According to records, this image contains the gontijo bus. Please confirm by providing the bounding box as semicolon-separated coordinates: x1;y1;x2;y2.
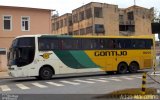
7;35;155;80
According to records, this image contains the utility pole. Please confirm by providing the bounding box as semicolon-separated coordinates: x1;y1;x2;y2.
134;0;136;6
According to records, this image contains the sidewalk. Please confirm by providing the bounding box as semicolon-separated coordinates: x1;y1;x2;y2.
0;71;11;79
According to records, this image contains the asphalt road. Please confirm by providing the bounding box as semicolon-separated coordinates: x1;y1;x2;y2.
0;69;159;100
0;71;144;100
0;57;159;100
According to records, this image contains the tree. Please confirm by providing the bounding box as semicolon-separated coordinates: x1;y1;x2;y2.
153;8;160;23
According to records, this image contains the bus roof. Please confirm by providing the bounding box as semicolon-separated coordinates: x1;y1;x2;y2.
15;34;154;39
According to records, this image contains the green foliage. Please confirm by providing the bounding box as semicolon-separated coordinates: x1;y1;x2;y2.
153;8;160;23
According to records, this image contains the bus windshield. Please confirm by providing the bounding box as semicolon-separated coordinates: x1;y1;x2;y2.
8;37;35;67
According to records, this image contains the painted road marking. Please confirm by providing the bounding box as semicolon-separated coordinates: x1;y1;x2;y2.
74;80;95;83
60;81;80;85
130;75;142;78
0;85;11;91
109;78;121;82
16;84;30;90
134;76;142;79
151;71;160;76
96;77;121;81
32;83;47;88
46;82;64;86
87;79;109;82
120;77;134;80
99;78;108;80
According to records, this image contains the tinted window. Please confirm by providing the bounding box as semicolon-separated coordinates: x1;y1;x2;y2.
82;39;97;50
145;39;153;49
61;38;81;50
11;39;18;47
131;39;153;49
18;37;35;47
38;37;153;51
38;38;59;51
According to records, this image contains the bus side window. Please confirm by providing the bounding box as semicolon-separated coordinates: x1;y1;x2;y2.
39;42;45;50
99;39;105;49
91;39;99;49
110;39;119;49
50;41;57;50
45;44;50;50
139;40;145;49
145;39;153;49
60;38;81;50
124;39;131;49
114;39;122;49
108;39;114;49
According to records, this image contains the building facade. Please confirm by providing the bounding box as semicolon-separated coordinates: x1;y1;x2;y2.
52;2;154;36
0;5;52;71
52;13;72;35
119;6;154;36
52;2;119;35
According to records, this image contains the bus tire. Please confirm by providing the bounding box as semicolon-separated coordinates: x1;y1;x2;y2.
39;66;54;80
117;62;128;74
129;62;139;73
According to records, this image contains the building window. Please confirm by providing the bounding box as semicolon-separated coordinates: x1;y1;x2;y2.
52;23;55;31
79;11;85;21
119;15;124;21
56;21;59;30
95;24;105;34
3;16;12;31
127;11;134;20
94;7;103;18
80;28;85;35
119;15;124;24
86;26;93;33
64;18;67;26
68;16;72;26
119;25;135;32
60;20;63;28
21;16;30;31
85;8;92;19
73;14;78;23
73;30;79;35
0;48;6;55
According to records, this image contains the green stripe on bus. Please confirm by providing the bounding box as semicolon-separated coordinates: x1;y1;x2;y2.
54;50;99;69
69;51;99;68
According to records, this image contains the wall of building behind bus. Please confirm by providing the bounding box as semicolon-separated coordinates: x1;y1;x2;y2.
52;2;153;36
0;6;52;72
0;49;7;72
0;6;52;49
0;55;7;72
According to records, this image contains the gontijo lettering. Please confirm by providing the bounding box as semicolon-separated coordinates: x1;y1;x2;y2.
95;51;127;56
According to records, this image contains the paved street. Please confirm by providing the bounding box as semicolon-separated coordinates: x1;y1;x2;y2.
0;68;160;100
0;72;143;95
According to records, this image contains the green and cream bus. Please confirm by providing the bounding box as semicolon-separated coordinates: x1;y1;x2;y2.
7;35;155;80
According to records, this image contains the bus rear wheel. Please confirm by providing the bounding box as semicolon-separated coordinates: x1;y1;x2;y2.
129;62;139;73
117;63;128;74
39;67;53;80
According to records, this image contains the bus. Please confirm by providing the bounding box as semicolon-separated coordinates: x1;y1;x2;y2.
7;35;155;80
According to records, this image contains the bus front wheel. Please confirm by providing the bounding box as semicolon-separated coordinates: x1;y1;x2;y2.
39;66;53;80
117;63;128;74
128;62;139;73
